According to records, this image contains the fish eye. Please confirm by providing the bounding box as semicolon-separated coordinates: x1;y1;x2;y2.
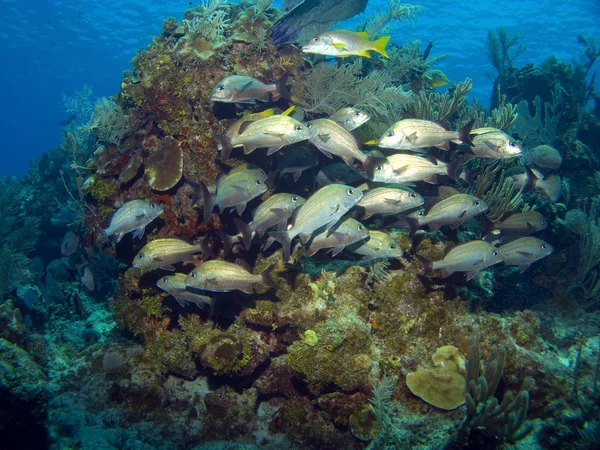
190;273;196;278
218;85;225;91
509;141;516;146
376;165;382;171
354;111;361;117
138;253;144;259
475;200;480;206
418;211;424;217
292;196;298;202
295;125;303;131
313;37;319;42
409;193;416;198
358;225;364;231
386;131;394;137
389;244;396;249
256;180;261;185
493;251;499;256
306;123;312;128
347;189;354;195
162;278;168;283
542;244;547;250
541;221;546;225
151;203;156;209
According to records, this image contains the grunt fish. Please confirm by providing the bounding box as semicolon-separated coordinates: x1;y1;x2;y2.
210;74;290;104
198;168;268;223
133;238;211;271
212;114;311;160
269;183;364;261
525;145;562;170
415;240;503;281
329;107;370;131
498;237;553;273
101;199;163;243
405;194;488;236
505;167;561;202
469;127;523;160
277;145;319;182
234;193;306;249
422;69;450;88
306;118;384;178
372;154;463;185
185;260;277;293
483;211;547;238
356;187;424;219
316;163;364;187
378;119;474;151
302;29;390;58
156;273;214;310
303;217;369;256
349;230;404;261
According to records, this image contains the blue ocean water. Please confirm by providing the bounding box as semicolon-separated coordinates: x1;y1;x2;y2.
0;0;598;176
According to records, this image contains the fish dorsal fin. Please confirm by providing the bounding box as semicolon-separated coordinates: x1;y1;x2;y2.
238;120;254;135
281;105;295;116
443;244;456;258
356;31;369;39
425;154;439;165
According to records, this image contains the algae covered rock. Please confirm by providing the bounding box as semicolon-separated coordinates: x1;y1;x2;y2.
405;345;467;410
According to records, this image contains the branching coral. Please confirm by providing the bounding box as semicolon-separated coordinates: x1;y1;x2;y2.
405;78;472;123
457;98;518;131
486;26;527;80
358;0;421;39
474;165;524;222
181;0;230;44
84;97;129;149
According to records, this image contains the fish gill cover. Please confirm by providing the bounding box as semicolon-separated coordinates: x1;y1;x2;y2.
0;0;600;449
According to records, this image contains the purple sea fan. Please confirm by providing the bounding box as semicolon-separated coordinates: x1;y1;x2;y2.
81;266;95;292
61;231;79;256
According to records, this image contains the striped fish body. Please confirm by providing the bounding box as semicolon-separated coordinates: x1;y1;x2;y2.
305;217;369;256
133;238;207;270
372;154;450;185
307;118;366;164
102;199;163;243
379;119;459;151
350;230;404;261
431;240;503;278
357;187;424;219
498;237;553;273
185;260;274;293
156;273;213;309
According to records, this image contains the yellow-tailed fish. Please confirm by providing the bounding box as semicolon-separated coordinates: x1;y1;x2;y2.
269;184;364;261
306;118;386;179
405;194;488;236
210;74;291;104
302;29;390;58
303;217;369;257
356;187;424;219
329;107;370;131
469;127;523;160
415;240;503;281
133;238;211;271
372;154;463;185
422;69;450;88
156;273;214;311
212;114;311;160
378;119;475;151
233;193;306;249
498;237;553;273
101;199;163;243
226;109;275;137
349;230;404;261
185;260;277;293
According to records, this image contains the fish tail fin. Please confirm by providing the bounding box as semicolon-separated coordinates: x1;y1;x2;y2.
414;254;433;275
268;230;292;261
261;263;278;290
200;233;214;257
373;35;391;58
405;217;420;238
189;180;204;207
458;119;475;146
233;218;252;250
212;133;233;160
363;156;387;180
218;231;233;255
199;181;214;223
446;157;465;181
523;166;537;193
276;72;291;101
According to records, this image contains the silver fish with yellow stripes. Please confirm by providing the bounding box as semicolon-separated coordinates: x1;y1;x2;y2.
349;230;404;261
302;29;390;58
185;260;277;294
469;127;523;160
329;107;370;131
212;114;311;160
498;236;553;273
156;273;214;310
234;193;306;249
198;167;268;223
356;186;424;219
484;211;547;238
133;238;211;271
415;240;503;281
378;119;474;151
101;199;163;243
372;154;463;185
405;194;488;236
269;184;364;261
210;74;290;104
306;118;385;179
303;217;370;257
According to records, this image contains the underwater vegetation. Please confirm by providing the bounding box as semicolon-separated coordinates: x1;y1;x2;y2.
2;1;600;449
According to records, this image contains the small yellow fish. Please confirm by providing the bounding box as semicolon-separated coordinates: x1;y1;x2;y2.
302;29;390;59
423;69;450;88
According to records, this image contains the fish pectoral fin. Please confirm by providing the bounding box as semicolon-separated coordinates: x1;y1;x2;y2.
329;245;345;257
383;198;401;205
332;42;347;50
206;277;219;287
516;251;535;258
324;217;340;232
519;264;531;274
393;165;409;174
458;209;467;218
483;140;499;150
317;148;334;159
160;264;176;271
267;146;283;155
406;132;419;145
317;133;331;143
526;222;535;231
269;208;287;217
292;171;302;182
465;270;478;281
235;202;247;215
172;296;187;307
131;227;145;240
